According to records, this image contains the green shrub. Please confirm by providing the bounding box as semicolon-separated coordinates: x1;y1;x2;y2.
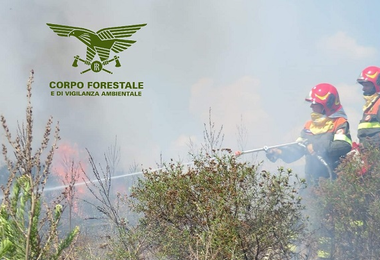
0;71;78;260
312;146;380;260
131;150;308;259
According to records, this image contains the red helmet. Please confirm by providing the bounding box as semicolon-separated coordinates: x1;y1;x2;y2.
357;66;380;93
305;83;342;116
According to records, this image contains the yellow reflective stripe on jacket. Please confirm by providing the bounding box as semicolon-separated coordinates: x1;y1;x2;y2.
333;133;352;145
358;122;380;129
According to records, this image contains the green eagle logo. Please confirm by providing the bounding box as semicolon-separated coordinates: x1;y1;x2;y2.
47;23;147;74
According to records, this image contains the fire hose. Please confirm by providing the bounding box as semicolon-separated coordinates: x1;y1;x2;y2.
237;141;333;180
236;141;299;155
3;142;332;198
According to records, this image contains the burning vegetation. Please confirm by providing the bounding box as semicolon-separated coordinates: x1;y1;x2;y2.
2;71;380;260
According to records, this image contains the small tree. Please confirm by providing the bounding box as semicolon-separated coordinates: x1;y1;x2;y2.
236;115;249;152
0;70;79;259
82;140;147;259
61;157;80;230
131;151;308;259
202;107;224;156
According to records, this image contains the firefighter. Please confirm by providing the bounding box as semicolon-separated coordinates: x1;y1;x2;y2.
265;83;352;187
357;66;380;149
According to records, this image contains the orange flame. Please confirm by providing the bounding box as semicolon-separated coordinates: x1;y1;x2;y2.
52;141;88;215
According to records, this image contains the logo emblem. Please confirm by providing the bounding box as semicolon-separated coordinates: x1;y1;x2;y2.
366;72;379;79
47;23;147;74
365;115;371;121
315;93;329;100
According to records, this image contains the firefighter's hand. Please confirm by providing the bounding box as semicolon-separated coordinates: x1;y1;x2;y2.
297;139;315;155
296;138;309;147
265;148;281;163
306;144;315;155
235;150;242;157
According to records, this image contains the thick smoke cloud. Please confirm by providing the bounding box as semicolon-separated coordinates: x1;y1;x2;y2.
0;0;379;174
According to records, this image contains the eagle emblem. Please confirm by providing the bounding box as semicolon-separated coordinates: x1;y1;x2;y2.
47;23;147;74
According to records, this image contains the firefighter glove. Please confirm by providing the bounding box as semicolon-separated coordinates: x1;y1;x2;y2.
297;139;315;155
265;148;282;163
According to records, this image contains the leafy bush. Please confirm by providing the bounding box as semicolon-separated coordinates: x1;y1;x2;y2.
312;146;380;259
131;150;308;259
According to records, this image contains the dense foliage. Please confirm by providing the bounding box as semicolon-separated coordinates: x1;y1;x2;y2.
311;146;380;260
131;151;308;259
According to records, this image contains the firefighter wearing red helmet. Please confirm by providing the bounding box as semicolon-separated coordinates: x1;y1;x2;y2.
357;66;380;148
266;83;352;186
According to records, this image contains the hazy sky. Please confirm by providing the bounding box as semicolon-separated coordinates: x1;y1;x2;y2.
0;0;378;176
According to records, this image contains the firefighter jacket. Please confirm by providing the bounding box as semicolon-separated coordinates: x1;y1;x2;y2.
277;117;352;186
358;95;380;148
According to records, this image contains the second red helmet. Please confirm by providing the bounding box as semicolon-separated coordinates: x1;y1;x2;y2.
357;66;380;93
305;83;342;116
